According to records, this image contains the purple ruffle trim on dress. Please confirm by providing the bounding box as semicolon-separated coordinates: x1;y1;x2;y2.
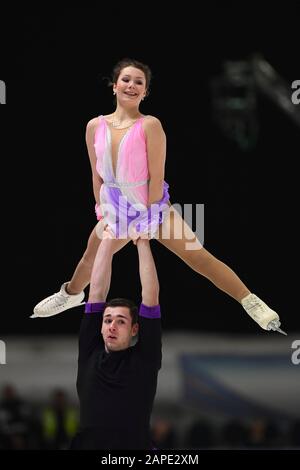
102;181;170;238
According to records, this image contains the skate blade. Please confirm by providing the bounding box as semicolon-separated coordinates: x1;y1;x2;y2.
273;326;287;336
29;302;86;319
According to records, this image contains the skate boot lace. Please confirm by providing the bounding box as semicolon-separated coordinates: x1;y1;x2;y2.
40;291;69;311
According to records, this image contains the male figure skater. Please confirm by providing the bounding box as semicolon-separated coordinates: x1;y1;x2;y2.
70;233;162;450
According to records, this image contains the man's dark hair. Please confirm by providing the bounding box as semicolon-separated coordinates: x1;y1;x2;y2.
104;298;138;325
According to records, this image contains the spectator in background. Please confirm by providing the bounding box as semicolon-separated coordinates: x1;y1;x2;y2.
220;419;248;448
0;384;36;449
151;417;177;449
40;388;78;450
185;419;215;449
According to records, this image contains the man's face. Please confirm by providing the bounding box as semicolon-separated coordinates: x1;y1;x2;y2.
101;306;139;352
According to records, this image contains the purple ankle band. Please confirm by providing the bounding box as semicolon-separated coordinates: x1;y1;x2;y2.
139;304;161;319
84;302;106;314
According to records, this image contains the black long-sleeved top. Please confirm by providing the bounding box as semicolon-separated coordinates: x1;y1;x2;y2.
74;303;161;450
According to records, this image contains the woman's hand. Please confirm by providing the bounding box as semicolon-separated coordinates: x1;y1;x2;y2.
131;229;152;245
102;226;116;240
130;227;140;245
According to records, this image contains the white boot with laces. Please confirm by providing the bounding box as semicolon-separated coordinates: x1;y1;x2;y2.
31;282;85;318
241;293;287;335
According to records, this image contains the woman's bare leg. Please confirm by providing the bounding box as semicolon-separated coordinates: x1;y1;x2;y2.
67;224;102;294
32;222;131;317
67;220;130;294
157;206;250;302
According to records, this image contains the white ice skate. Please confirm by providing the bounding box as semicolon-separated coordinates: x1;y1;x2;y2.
31;282;85;318
241;293;287;335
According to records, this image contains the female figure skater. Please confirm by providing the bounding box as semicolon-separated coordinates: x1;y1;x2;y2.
32;58;285;334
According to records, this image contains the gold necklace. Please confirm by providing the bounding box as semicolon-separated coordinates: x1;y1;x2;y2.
111;114;139;129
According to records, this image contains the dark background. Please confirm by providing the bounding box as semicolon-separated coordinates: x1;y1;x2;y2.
1;6;299;335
